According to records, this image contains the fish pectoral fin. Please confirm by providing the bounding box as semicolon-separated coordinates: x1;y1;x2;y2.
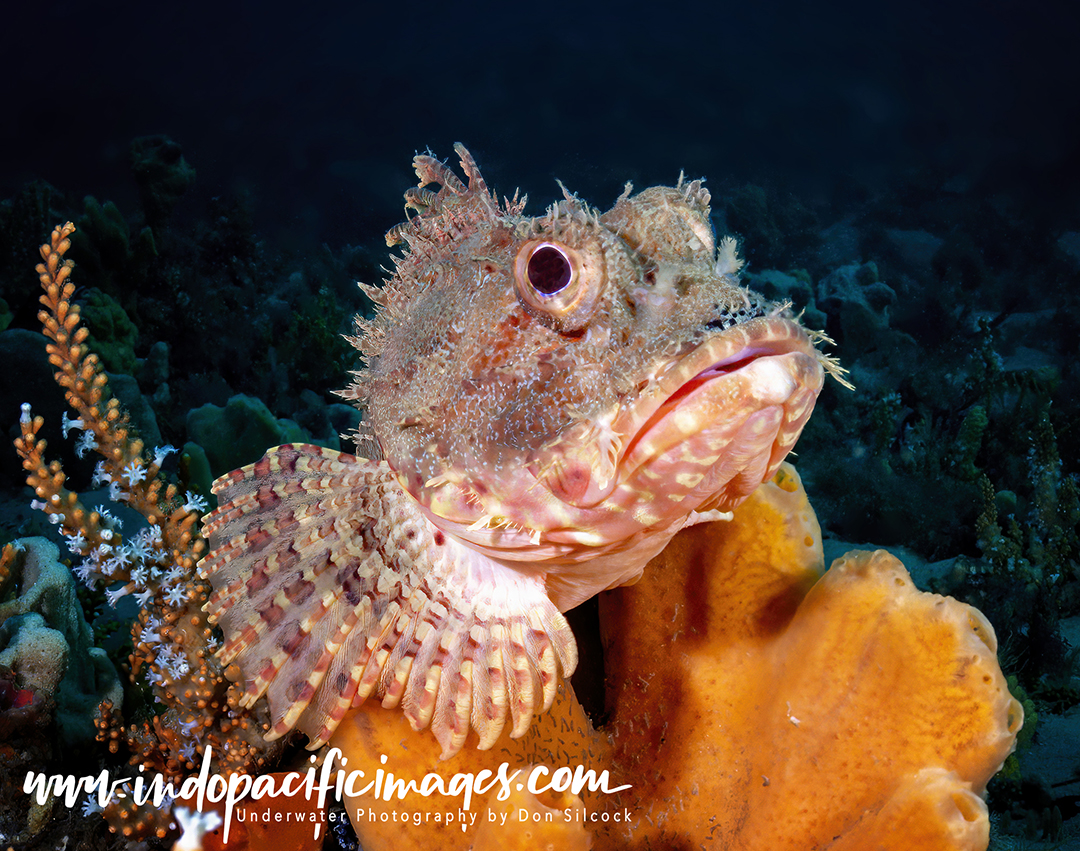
367;537;578;758
199;443;576;759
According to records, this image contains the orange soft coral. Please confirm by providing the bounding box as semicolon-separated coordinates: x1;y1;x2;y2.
16;223;280;843
329;464;1021;850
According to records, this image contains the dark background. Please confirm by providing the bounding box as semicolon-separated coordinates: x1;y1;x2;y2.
2;0;1076;252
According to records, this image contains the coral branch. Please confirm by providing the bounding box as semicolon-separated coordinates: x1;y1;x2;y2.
14;223;282;843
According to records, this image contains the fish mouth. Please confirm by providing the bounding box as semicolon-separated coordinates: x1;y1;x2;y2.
521;315;822;523
626;319;816;446
527;315;824;523
613;315;824;512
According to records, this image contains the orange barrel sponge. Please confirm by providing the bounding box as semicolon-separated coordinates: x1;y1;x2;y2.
328;696;598;851
732;548;1021;850
597;465;1022;850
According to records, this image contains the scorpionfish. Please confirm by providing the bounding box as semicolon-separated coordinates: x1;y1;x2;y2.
199;144;842;758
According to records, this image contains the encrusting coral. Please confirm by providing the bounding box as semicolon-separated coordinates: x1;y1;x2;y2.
0;536;122;748
330;465;1022;850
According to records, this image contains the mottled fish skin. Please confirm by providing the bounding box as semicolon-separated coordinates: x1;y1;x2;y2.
200;145;839;758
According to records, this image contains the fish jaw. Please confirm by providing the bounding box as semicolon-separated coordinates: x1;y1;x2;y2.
538;321;824;610
610;346;821;510
527;315;823;520
416;316;823;569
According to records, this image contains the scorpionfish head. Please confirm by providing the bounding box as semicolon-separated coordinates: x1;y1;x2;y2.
345;145;840;608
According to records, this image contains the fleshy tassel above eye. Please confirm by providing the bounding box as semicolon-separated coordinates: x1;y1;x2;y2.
198;443;577;758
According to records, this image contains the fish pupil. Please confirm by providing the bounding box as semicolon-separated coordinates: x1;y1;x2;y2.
528;245;572;294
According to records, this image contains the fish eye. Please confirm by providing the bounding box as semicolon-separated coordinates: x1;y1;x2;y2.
513;239;604;331
526;244;573;294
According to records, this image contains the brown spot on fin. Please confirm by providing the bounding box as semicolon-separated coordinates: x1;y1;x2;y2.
199;443;576;758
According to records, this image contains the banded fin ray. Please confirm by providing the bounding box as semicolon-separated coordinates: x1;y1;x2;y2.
199;443;577;758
